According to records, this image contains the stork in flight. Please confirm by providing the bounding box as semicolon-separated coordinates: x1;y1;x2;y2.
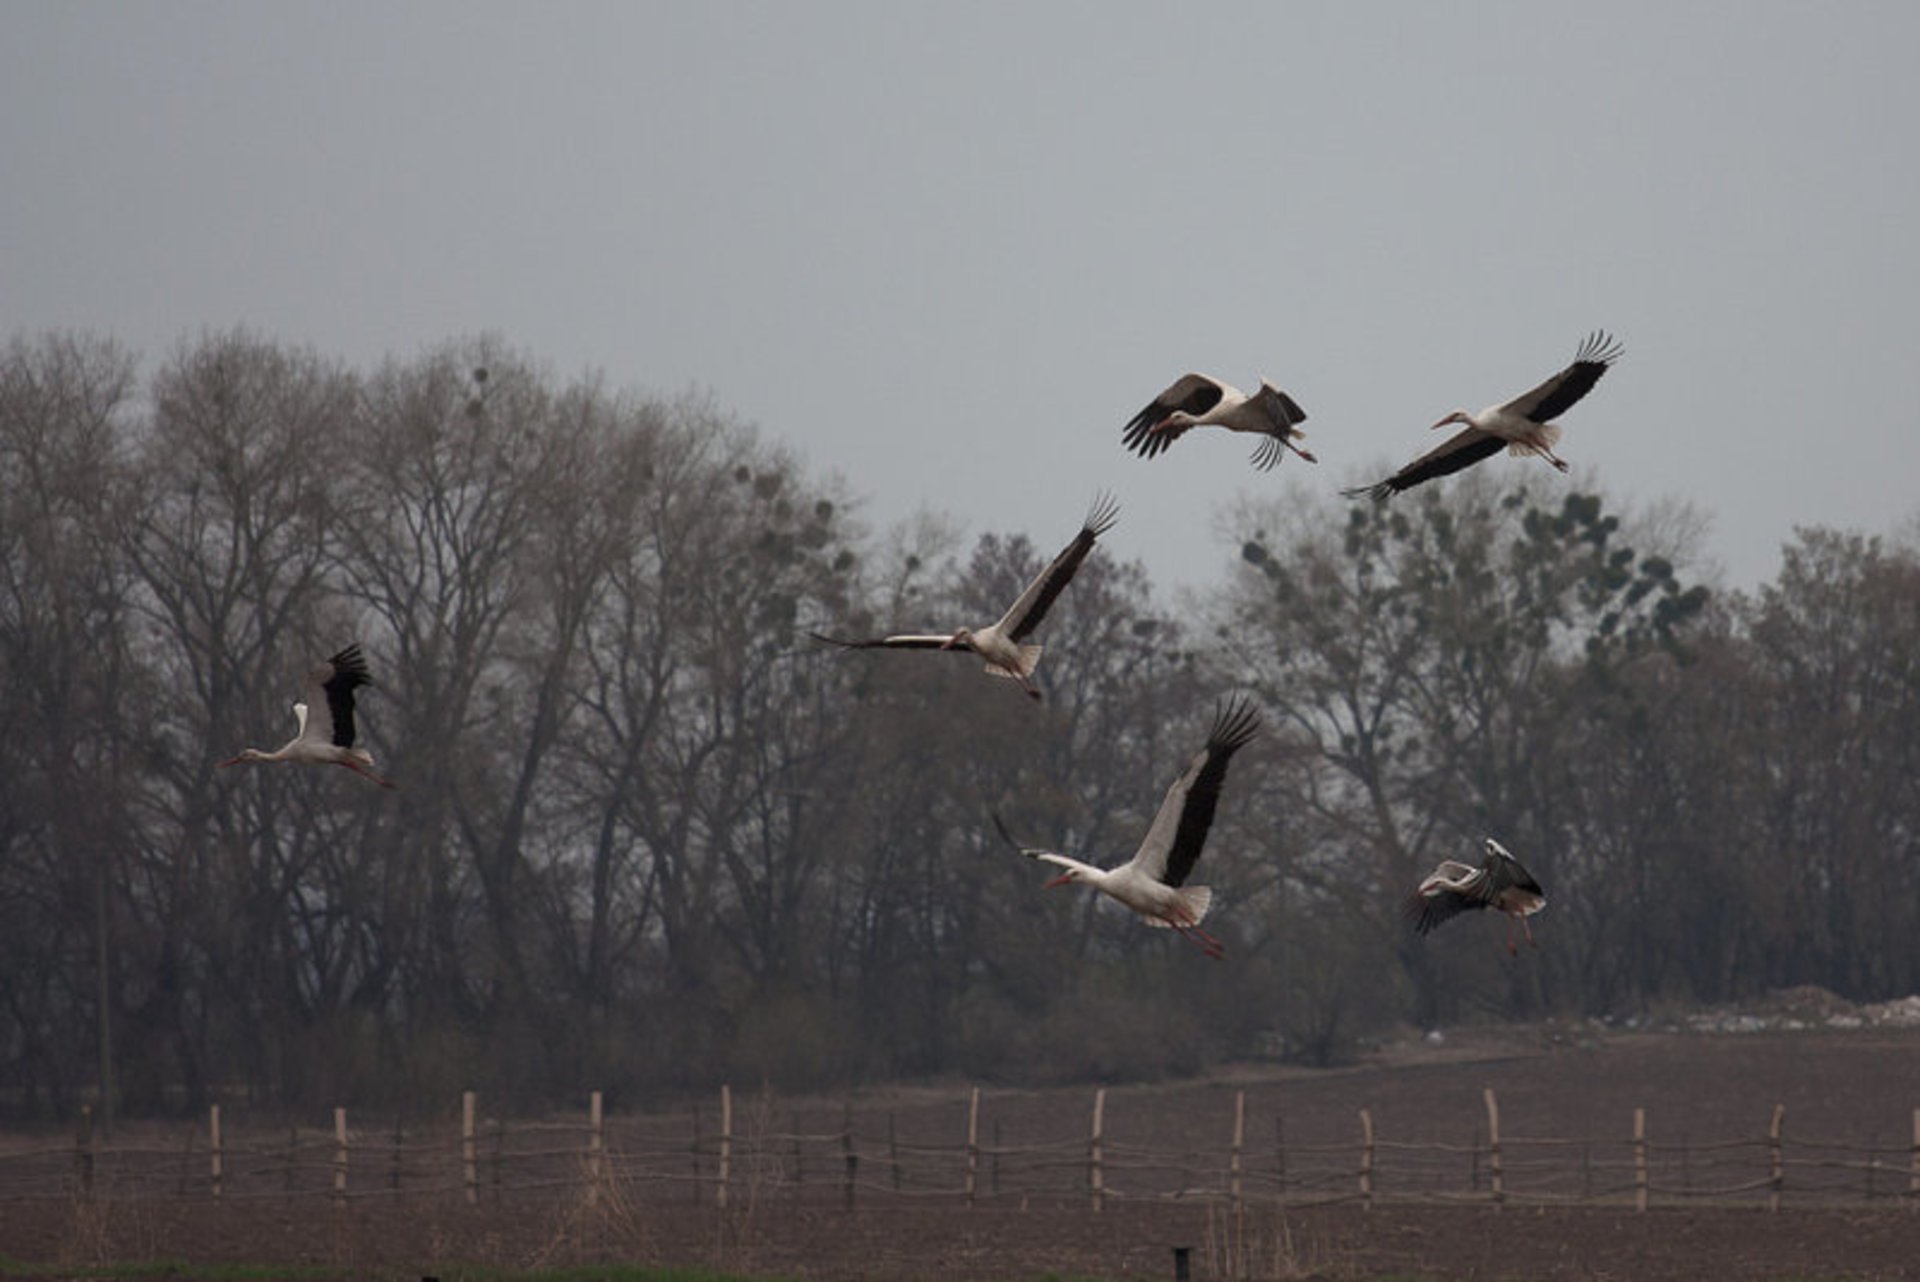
993;697;1262;958
219;645;397;789
1121;374;1313;471
1345;332;1621;501
808;493;1119;702
1403;838;1545;954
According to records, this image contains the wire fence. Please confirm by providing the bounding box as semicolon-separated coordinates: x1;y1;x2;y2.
4;1086;1916;1214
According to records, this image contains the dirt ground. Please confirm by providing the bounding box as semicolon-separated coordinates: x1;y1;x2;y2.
7;1194;1920;1280
5;1026;1920;1280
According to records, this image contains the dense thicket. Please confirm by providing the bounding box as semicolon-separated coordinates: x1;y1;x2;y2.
3;330;1917;1120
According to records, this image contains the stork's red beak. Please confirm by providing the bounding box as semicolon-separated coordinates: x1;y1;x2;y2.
1044;873;1073;889
216;755;243;768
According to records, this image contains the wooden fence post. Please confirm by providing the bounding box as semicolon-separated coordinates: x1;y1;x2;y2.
965;1086;980;1207
1768;1104;1784;1212
76;1105;95;1201
209;1104;223;1199
1359;1108;1374;1210
587;1090;605;1206
1484;1088;1503;1208
718;1083;733;1209
888;1113;899;1191
284;1126;296;1199
461;1091;477;1205
1230;1091;1246;1214
1090;1087;1106;1213
841;1100;857;1212
1633;1108;1648;1212
332;1107;348;1205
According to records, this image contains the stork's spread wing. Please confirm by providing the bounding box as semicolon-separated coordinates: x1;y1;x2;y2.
1343;427;1505;502
1482;839;1546;905
1403;859;1492;935
1121;373;1227;459
1247;383;1313;471
1498;331;1622;424
997;493;1119;641
309;645;373;750
1251;382;1308;431
1130;697;1261;888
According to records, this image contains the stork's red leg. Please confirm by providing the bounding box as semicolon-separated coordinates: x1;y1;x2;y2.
1167;918;1225;960
339;760;399;790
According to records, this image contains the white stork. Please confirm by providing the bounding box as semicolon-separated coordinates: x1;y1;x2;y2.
1345;332;1621;501
1121;374;1313;471
993;697;1262;958
808;493;1119;702
1403;838;1546;954
218;645;397;789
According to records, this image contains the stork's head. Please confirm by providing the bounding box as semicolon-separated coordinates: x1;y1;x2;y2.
217;748;265;768
1043;869;1080;889
938;627;972;651
1431;409;1472;431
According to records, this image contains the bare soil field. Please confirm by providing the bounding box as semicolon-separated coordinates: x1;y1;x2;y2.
5;1025;1920;1279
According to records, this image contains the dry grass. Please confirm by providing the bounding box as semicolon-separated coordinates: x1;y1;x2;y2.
1201;1200;1355;1280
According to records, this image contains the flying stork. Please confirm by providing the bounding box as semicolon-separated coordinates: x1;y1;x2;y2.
218;645;397;789
808;493;1119;702
1121;374;1313;471
992;697;1262;958
1403;838;1546;954
1345;332;1621;501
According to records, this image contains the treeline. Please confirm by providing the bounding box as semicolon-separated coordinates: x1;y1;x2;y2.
2;330;1916;1120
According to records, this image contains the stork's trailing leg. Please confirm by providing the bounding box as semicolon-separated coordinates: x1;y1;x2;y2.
337;759;398;790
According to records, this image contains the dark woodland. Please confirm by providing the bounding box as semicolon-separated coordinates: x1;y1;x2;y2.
3;330;1917;1122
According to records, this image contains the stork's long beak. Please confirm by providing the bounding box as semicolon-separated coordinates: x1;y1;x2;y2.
216;755;244;768
1044;873;1074;889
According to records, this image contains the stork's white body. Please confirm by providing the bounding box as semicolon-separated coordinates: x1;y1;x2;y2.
809;494;1115;701
1025;851;1215;933
235;701;379;770
995;698;1259;959
1405;838;1546;954
1122;375;1312;471
220;646;395;789
1347;333;1621;501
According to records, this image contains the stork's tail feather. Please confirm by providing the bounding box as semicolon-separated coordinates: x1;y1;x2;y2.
1507;423;1564;457
984;644;1044;680
1144;885;1213;929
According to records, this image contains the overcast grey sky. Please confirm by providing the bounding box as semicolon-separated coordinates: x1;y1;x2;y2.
6;2;1917;594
